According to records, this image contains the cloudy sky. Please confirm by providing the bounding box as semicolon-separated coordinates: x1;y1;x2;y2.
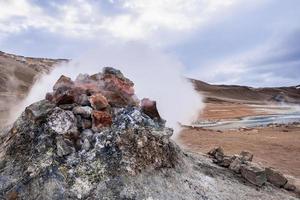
0;0;299;87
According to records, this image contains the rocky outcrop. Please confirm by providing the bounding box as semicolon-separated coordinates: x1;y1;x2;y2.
208;146;299;196
266;167;288;187
240;163;267;187
0;68;298;200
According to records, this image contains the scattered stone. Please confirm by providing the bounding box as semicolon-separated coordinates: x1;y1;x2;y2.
81;118;92;129
240;151;253;162
51;87;75;105
45;92;53;101
56;136;75;157
208;147;224;163
25;100;55;123
92;110;112;131
240;163;267;187
141;98;162;121
82;138;91;151
59;103;77;110
89;93;109;110
266;167;287;187
75;73;91;84
101;67;139;106
219;156;234;168
229;157;243;173
284;182;296;191
284;178;300;196
73;106;93;118
47;108;78;135
75;93;90;106
53;75;74;90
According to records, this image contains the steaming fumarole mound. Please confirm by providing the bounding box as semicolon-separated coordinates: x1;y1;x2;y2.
0;68;297;200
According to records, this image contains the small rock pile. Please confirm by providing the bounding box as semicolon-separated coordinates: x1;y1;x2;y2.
208;147;298;193
0;67;179;199
0;67;298;200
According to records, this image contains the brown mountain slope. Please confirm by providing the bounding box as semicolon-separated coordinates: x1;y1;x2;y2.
191;79;300;104
0;51;67;126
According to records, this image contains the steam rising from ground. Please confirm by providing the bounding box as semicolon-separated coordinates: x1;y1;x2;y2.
11;44;203;137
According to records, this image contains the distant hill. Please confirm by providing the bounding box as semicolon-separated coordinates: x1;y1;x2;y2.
0;51;67;126
191;79;300;104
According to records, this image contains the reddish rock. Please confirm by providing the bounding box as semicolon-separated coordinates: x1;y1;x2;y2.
52;87;75;105
101;67;138;106
75;82;100;95
45;92;53;101
102;91;130;107
141;98;161;120
92;111;112;131
53;75;74;91
89;93;109;110
103;74;135;96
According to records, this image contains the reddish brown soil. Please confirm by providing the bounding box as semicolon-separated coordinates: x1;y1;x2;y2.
179;102;300;180
199;103;266;120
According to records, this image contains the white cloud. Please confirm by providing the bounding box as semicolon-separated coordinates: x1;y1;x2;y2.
188;34;300;87
0;0;239;41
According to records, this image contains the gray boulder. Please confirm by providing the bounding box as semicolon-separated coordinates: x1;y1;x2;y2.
240;163;267;187
240;151;253;162
266;167;287;187
25;99;55;123
229;156;243;173
72;106;93;118
47;108;78;135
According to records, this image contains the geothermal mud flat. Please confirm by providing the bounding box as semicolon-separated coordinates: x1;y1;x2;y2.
180;80;300;183
179;102;300;191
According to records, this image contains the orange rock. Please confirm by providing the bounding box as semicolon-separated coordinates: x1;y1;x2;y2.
89;93;109;110
103;74;135;96
53;75;74;90
92;111;112;130
75;82;100;95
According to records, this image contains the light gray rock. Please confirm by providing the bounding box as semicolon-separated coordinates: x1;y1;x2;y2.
56;137;75;157
72;106;92;118
266;167;287;187
47;108;78;135
75;93;90;106
240;163;267;187
284;182;296;191
220;156;234;168
208;147;224;163
229;157;243;173
240;151;254;162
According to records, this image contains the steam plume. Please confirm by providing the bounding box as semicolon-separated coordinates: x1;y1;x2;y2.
11;43;203;137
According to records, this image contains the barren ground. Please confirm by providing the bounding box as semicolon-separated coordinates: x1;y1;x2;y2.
179;102;300;181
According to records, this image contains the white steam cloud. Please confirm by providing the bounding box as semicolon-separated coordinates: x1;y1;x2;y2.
11;43;203;137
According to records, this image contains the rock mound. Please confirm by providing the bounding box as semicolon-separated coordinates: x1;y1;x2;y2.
0;68;298;200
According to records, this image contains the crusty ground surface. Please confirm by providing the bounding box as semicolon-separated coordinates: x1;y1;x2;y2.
179;102;300;184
